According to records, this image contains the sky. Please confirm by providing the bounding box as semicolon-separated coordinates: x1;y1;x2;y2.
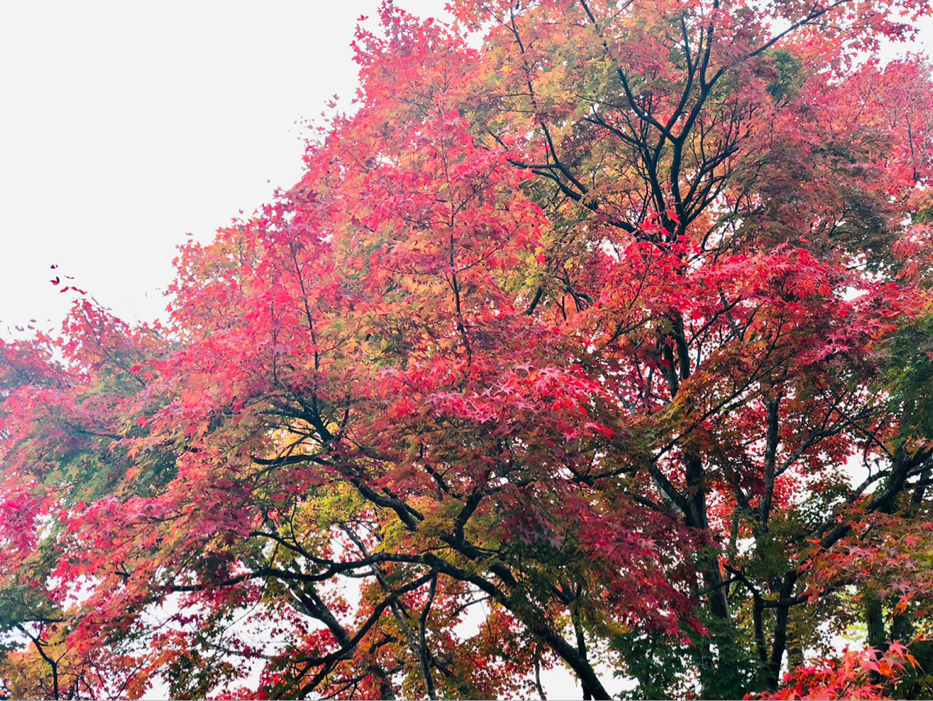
0;1;451;334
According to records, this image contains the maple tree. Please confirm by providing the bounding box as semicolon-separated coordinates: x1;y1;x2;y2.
3;0;933;698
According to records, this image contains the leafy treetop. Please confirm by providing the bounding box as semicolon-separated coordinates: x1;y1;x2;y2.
2;0;933;698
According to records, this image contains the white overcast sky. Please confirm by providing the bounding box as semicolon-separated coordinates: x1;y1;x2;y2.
0;1;452;334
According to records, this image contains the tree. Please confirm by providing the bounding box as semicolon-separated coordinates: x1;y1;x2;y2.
2;1;933;698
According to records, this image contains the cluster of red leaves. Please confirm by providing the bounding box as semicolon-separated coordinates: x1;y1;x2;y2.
751;643;918;700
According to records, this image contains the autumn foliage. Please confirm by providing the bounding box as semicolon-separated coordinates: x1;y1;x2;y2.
3;0;933;698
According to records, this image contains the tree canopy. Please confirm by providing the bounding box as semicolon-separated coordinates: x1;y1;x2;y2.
3;0;933;698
